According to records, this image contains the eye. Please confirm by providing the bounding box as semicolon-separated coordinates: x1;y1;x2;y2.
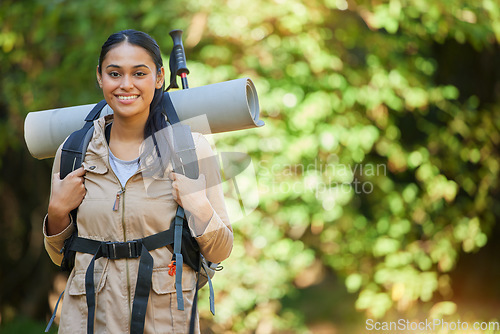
108;72;121;78
134;72;146;77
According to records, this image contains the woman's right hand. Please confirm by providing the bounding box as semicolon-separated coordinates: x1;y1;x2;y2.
46;167;86;235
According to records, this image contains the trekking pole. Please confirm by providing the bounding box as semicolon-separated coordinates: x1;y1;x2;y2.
167;29;199;334
168;31;248;219
167;29;190;90
168;29;245;216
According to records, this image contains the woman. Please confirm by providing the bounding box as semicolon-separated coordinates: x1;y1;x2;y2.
44;29;233;333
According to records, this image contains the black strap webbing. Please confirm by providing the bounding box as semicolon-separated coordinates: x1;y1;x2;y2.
163;92;204;334
173;206;185;311
162;93;199;180
85;245;102;334
72;228;176;334
60;99;107;179
162;92;180;124
130;243;153;334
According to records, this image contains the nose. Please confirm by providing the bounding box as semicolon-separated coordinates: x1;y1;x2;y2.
120;75;134;90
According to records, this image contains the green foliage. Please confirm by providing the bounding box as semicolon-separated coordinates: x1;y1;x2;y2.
1;0;499;332
0;317;56;334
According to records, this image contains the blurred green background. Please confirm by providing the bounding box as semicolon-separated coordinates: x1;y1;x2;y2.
1;0;499;333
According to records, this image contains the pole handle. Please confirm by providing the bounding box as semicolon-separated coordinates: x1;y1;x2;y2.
169;30;189;76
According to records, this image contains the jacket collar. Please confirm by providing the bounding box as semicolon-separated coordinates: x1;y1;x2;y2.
86;114;172;178
85;115;114;168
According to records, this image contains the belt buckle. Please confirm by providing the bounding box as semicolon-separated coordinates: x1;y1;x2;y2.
103;240;141;259
104;241;119;260
127;240;140;258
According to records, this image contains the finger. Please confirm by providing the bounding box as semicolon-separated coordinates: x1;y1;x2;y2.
168;172;177;181
174;190;182;205
172;189;180;204
53;172;61;181
71;166;86;177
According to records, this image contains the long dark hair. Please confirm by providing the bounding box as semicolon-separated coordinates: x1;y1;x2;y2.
98;29;166;138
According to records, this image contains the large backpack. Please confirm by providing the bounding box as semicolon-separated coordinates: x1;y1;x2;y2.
46;93;218;334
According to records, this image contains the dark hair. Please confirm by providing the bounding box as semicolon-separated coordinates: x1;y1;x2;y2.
98;29;166;138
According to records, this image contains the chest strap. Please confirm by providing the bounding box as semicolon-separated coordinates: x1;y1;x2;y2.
71;227;176;334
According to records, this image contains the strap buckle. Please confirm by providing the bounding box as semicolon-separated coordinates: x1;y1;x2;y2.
102;240;141;259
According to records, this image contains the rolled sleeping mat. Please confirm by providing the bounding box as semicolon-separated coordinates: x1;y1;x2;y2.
24;78;264;159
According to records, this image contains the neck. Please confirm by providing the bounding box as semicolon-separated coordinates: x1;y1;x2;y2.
108;114;148;160
111;116;145;142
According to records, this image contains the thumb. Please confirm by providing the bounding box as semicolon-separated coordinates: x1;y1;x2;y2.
70;166;86;177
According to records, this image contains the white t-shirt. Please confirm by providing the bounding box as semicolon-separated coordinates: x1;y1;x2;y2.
108;149;139;187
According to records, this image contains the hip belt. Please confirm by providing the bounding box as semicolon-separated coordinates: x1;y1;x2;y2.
72;228;174;334
70;206;193;334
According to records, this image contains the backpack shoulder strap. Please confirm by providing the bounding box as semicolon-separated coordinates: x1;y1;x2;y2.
162;92;199;179
60;100;107;179
163;92;218;329
162;93;207;318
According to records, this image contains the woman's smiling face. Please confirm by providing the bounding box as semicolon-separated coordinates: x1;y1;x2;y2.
97;41;164;124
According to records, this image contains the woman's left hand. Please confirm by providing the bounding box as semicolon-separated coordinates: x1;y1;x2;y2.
169;172;214;225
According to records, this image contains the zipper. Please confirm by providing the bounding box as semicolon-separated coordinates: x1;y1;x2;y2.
107;159;132;317
110;179;133;317
105;129;144;320
112;170;143;319
121;186;132;319
113;189;125;211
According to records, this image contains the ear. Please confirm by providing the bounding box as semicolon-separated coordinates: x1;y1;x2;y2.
156;67;165;89
96;66;103;88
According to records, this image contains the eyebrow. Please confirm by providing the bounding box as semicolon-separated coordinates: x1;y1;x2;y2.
106;64;151;70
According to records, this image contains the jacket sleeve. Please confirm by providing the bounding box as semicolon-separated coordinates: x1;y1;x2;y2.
188;133;233;264
43;142;76;266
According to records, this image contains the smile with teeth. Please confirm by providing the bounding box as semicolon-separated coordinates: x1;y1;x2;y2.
117;95;139;100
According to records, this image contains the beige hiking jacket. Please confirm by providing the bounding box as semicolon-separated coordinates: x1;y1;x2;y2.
44;115;232;333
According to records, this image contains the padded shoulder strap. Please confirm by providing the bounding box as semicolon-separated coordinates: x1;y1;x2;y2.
162;92;180;124
60;100;107;179
162;93;199;179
